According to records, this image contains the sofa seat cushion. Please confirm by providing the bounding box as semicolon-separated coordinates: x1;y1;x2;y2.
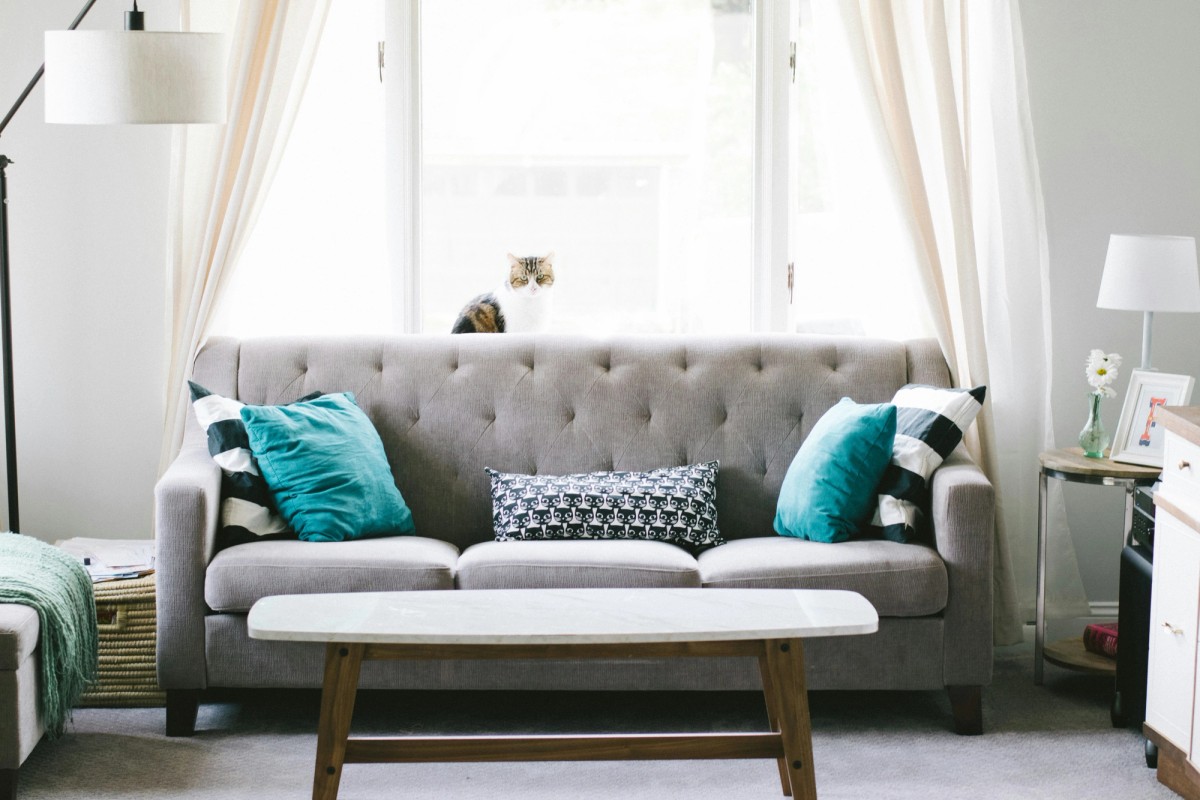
205;537;459;612
457;540;701;589
698;537;946;617
0;604;39;670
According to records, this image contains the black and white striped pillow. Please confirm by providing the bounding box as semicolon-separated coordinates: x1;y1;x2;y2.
188;382;320;550
871;384;986;543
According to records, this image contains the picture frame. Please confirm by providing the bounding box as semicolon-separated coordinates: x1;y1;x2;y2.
1110;369;1195;467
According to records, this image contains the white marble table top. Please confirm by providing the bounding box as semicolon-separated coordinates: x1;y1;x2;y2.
247;588;878;645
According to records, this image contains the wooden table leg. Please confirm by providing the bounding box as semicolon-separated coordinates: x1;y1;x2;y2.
763;638;817;800
313;643;365;800
758;647;792;797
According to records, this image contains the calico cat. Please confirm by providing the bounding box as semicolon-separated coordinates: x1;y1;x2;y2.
451;252;555;333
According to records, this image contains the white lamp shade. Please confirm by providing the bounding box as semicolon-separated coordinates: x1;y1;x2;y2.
1097;233;1200;312
44;31;226;125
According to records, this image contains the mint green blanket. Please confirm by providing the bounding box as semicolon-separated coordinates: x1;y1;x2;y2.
0;533;97;737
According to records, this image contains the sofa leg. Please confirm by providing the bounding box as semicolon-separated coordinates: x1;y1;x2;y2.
947;685;983;735
0;767;17;800
166;689;200;737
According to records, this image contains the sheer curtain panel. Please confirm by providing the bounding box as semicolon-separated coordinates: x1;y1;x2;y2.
831;0;1082;643
160;0;331;469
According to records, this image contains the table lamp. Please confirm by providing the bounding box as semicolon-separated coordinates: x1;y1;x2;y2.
1097;234;1200;370
0;1;225;532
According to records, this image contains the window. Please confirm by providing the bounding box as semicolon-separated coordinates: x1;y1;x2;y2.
213;1;388;337
217;0;933;341
418;0;756;334
784;1;932;340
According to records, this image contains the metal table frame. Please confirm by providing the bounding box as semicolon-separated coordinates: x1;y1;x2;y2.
1036;462;1157;684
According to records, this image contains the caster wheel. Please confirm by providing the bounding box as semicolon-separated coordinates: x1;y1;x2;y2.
1145;739;1158;769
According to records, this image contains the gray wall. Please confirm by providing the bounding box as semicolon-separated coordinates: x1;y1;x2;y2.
0;0;176;542
2;0;1199;617
1020;0;1200;613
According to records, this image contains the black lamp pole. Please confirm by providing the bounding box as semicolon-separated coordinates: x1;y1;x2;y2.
0;0;101;532
0;155;17;533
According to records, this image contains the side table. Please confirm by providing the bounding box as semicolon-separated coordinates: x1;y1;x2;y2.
1036;448;1159;685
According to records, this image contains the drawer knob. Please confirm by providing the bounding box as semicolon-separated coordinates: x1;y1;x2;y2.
1180;459;1192;471
1163;621;1186;636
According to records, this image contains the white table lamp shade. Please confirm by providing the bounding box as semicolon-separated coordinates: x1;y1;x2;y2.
44;31;226;125
1097;234;1200;312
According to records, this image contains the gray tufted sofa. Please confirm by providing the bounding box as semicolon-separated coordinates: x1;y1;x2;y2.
155;334;995;737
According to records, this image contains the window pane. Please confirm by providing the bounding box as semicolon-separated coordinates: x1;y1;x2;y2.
212;2;388;337
787;2;934;340
420;0;755;334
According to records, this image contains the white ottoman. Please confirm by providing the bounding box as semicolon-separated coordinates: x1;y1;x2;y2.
0;605;43;800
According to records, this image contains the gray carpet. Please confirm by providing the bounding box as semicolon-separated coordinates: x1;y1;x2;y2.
18;644;1172;799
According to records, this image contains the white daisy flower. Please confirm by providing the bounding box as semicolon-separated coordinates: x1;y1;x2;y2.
1085;350;1121;396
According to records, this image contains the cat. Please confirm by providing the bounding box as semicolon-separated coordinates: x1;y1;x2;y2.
451;252;555;333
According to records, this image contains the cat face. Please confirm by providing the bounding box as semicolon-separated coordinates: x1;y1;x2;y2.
506;252;555;297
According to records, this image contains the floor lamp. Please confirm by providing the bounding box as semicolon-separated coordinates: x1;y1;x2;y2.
0;1;224;532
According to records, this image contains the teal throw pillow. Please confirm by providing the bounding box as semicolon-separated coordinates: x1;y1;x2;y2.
774;398;897;543
240;393;415;542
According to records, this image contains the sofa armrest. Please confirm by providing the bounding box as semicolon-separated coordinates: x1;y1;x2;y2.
155;438;221;690
929;447;995;686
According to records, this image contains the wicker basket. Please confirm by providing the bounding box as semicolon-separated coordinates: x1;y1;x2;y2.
78;573;165;707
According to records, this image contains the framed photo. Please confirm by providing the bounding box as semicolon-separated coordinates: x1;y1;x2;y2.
1110;369;1195;467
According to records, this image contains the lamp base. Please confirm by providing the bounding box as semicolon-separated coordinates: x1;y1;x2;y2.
1141;310;1154;371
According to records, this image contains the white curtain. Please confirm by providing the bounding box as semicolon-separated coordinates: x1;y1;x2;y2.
160;0;331;470
820;0;1087;643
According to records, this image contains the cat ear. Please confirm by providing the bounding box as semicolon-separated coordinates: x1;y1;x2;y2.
542;251;555;266
506;253;521;267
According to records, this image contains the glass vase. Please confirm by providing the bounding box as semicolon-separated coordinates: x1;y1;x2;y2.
1079;392;1109;458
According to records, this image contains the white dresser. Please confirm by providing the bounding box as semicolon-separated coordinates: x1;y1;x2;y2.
1145;406;1200;797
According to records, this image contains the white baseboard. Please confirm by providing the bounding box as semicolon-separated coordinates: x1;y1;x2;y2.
1020;601;1121;642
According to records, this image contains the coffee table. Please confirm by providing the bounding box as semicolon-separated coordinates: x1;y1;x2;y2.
248;587;878;800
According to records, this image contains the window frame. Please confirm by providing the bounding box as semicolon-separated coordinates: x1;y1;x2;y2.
384;1;422;333
385;0;794;334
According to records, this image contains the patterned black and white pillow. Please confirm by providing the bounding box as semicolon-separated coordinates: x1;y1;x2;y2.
188;381;321;550
871;384;986;543
486;461;724;548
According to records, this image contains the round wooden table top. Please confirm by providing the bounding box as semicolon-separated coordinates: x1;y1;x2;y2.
1042;637;1116;676
1039;447;1161;480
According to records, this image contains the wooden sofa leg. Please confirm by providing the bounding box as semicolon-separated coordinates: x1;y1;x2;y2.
166;689;200;737
0;767;17;800
948;685;983;735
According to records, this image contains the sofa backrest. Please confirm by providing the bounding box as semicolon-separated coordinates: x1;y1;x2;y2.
190;335;950;549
